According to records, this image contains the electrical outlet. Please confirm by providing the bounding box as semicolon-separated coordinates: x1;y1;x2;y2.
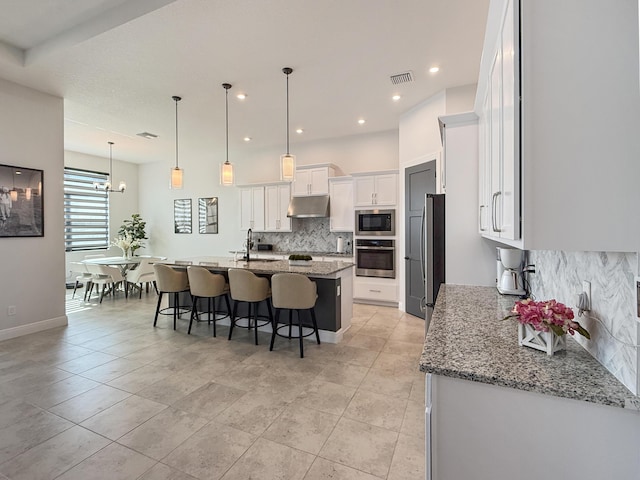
7;305;16;316
582;280;591;311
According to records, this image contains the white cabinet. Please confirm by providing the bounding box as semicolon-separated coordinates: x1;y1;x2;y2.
477;0;519;241
427;374;640;480
292;165;336;196
264;183;292;232
239;186;265;231
475;0;640;251
353;277;398;304
353;172;398;207
329;177;354;232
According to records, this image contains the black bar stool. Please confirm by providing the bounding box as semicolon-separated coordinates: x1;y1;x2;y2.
153;264;190;330
186;265;231;337
227;268;272;345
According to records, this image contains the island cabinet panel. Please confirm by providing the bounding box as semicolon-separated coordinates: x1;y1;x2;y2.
428;374;640;480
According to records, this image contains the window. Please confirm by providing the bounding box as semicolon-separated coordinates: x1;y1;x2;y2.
64;168;109;252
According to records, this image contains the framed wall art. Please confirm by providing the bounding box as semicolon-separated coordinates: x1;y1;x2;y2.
174;198;192;234
198;197;218;234
0;164;43;238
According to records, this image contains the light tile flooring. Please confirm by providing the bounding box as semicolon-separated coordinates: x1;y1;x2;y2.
0;289;426;480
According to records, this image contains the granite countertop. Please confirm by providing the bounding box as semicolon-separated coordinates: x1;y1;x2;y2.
419;284;636;409
161;256;354;277
234;250;354;258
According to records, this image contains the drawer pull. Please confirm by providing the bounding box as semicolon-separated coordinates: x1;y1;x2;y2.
369;289;381;293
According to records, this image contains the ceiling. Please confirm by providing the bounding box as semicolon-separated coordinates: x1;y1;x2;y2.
0;0;490;165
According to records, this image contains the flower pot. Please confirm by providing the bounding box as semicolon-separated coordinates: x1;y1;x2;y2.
518;323;566;356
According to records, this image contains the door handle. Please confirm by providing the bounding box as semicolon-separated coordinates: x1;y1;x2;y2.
420;205;426;281
404;256;410;260
479;205;487;231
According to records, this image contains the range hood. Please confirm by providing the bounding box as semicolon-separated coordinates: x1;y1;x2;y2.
287;195;330;218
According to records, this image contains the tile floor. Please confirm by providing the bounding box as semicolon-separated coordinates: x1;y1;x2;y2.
0;289;426;479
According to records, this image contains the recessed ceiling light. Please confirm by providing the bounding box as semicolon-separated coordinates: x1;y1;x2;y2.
236;93;247;100
358;119;366;125
429;66;440;73
296;128;304;134
392;95;401;101
243;137;252;142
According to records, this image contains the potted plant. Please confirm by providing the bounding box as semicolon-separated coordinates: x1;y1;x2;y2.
118;213;147;256
288;254;312;266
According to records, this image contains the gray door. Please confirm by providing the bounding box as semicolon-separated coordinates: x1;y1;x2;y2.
405;161;437;318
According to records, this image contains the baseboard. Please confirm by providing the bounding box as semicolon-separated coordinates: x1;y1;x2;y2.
353;298;399;308
0;315;68;342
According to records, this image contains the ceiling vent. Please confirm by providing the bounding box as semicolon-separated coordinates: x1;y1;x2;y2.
390;71;414;85
137;132;158;139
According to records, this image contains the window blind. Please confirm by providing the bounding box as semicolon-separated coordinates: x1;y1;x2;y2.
64;168;109;252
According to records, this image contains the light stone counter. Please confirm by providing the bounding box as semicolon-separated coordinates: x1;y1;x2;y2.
419;284;635;408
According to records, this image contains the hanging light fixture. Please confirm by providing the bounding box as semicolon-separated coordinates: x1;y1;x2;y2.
280;67;295;181
94;141;126;193
220;83;235;186
170;95;184;189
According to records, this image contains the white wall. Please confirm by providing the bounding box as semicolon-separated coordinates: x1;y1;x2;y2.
138;130;399;259
0;78;66;340
64;150;140;280
445;84;477;114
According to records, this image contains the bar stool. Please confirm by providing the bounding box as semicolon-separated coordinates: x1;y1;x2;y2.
227;268;272;345
186;266;231;337
153;264;190;330
270;273;320;358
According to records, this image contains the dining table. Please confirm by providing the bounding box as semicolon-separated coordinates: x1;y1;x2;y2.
82;256;141;275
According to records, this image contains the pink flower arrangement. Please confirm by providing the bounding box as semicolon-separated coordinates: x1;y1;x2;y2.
506;299;590;339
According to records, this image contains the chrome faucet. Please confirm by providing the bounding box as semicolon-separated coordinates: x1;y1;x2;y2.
246;228;252;261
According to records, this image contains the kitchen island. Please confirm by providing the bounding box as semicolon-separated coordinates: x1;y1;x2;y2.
420;284;640;480
160;256;354;343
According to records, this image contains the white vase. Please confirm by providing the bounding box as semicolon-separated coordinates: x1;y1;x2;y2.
518;323;566;356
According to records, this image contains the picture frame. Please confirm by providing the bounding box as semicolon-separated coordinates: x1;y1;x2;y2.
174;198;192;234
198;197;218;234
0;164;44;238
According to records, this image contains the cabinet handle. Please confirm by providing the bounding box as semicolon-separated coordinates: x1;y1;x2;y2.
491;192;502;233
479;205;487;231
369;289;382;293
425;373;433;480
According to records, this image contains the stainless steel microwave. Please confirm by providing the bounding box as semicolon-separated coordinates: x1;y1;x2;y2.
355;209;395;236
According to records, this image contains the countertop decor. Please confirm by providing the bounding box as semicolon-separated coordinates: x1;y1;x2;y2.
505;298;590;356
419;284;635;409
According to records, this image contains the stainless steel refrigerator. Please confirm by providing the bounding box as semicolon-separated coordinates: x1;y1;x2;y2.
421;194;445;333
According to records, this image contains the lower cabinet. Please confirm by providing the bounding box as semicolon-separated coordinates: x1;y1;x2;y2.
426;374;640;480
353;277;398;304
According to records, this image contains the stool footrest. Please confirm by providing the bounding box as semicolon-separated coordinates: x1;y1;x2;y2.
274;323;317;339
158;306;191;316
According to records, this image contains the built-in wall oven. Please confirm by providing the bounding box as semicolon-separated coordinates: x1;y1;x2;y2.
355;209;395;236
355;239;395;278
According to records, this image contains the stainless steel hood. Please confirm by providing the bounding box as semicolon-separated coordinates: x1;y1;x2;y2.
287;195;330;218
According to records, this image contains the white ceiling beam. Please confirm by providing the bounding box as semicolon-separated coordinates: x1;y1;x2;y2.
24;0;178;65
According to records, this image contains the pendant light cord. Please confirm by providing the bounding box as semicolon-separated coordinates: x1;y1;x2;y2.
108;141;114;178
285;71;290;155
174;98;179;169
225;86;229;163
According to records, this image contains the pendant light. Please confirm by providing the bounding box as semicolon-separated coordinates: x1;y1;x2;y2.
220;83;235;186
280;67;295;181
170;95;184;189
94;141;126;193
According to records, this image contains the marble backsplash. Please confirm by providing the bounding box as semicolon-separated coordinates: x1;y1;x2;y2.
527;250;638;394
255;218;353;254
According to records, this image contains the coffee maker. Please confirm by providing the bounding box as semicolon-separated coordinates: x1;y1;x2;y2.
496;247;526;296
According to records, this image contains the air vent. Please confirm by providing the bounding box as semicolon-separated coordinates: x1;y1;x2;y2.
137;132;158;139
390;71;414;85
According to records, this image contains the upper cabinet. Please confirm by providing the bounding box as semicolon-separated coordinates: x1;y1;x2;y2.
239;186;265;231
264;183;292;232
329;177;354;232
353;172;398;207
475;0;640;251
292;164;336;196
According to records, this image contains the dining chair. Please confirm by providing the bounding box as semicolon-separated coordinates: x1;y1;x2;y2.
69;261;93;300
126;258;157;298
